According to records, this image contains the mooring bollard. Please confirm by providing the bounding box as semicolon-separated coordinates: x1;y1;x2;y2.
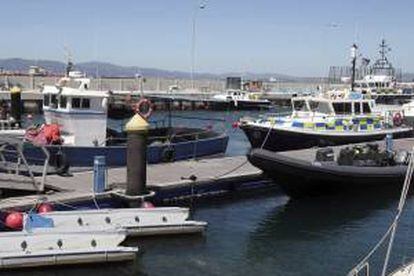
93;156;107;193
10;86;22;127
125;113;149;199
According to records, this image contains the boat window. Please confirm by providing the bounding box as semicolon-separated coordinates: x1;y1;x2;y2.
43;94;50;107
309;101;331;114
72;98;81;108
51;94;58;108
332;102;352;114
362;102;371;114
81;98;90;109
369;83;375;88
293;100;308;111
59;96;67;109
354;102;361;114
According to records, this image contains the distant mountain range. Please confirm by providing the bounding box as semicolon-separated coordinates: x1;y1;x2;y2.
1;58;413;82
0;58;322;82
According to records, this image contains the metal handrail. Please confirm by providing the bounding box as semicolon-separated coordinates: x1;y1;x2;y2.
0;137;50;192
105;128;218;145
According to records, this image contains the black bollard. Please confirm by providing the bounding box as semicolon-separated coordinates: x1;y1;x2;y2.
10;86;22;127
125;114;149;199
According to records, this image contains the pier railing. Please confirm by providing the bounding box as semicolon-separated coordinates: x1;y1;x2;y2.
0;137;49;192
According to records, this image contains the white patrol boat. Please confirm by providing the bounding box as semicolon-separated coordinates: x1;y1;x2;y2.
240;90;413;151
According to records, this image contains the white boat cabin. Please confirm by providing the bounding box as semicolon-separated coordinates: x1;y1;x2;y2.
354;74;396;94
42;77;109;147
291;95;376;119
254;91;385;132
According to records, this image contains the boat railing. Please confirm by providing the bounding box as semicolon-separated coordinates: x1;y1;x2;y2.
0;119;19;130
105;127;219;146
0;137;50;192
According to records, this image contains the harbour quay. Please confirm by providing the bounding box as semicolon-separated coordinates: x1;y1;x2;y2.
0;74;329;113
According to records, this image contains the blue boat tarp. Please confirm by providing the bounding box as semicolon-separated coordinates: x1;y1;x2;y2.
25;213;54;231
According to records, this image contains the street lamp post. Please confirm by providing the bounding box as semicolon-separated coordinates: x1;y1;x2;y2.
190;1;206;90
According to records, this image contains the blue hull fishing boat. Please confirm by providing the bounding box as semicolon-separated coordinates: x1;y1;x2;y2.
19;74;228;168
23;128;228;167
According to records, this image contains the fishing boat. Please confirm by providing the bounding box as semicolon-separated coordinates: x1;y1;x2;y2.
210;89;271;110
18;74;228;167
240;90;413;152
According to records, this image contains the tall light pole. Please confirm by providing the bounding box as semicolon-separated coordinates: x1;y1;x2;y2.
191;0;206;90
350;43;358;91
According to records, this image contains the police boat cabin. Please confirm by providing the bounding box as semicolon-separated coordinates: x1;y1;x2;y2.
239;90;413;151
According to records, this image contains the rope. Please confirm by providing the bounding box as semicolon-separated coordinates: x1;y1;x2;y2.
260;114;279;149
348;149;414;276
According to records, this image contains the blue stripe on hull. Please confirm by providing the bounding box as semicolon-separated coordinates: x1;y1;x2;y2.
21;135;229;167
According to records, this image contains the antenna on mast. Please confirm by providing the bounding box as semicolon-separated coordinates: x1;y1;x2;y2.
63;45;74;77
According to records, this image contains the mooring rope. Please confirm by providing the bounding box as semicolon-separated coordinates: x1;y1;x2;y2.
347;149;414;276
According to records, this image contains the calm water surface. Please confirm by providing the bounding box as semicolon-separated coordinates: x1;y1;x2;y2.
11;110;414;275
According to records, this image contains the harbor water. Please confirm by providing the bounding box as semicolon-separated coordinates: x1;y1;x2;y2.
9;110;414;275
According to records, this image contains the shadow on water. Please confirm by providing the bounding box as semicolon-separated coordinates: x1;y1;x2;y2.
242;188;412;275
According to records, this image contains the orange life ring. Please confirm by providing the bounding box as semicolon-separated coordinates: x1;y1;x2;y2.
133;98;153;119
393;112;403;127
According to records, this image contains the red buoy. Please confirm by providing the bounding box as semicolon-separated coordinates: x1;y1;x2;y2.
5;212;23;230
37;203;54;214
232;121;240;129
141;201;155;209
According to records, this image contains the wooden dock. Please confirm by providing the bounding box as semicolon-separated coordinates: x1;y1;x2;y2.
0;156;265;210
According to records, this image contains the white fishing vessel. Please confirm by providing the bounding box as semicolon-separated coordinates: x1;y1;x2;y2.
21;63;229;167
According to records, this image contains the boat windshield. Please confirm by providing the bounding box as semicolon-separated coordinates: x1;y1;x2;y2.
332;102;352;115
308;100;332;114
292;100;308;112
362;102;371;113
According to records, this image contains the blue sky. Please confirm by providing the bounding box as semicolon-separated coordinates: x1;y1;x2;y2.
2;0;414;76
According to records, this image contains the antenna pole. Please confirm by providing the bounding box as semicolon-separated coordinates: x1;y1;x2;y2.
351;44;357;91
